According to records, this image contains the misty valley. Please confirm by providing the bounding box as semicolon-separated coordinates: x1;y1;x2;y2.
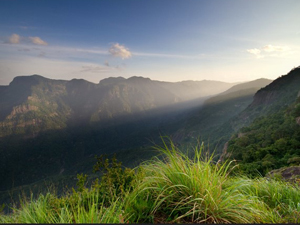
1;66;300;223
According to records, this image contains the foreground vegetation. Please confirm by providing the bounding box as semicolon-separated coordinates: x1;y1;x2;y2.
1;139;300;223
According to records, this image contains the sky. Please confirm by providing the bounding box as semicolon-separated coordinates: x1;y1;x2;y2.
0;0;300;85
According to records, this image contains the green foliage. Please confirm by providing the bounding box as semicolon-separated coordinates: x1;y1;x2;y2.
287;156;300;165
0;203;5;214
227;102;300;177
90;154;136;206
76;173;88;192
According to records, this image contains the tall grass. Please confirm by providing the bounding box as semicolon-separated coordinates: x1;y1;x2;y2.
0;191;127;223
228;176;300;223
125;139;277;223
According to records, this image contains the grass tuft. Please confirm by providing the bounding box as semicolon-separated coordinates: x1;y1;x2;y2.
125;138;278;223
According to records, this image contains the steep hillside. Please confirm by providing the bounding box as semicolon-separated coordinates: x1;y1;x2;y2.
0;75;71;138
233;67;300;129
222;66;300;176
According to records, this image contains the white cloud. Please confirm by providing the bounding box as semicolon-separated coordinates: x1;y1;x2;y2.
246;48;263;59
8;34;20;44
29;36;48;45
5;34;48;46
109;43;132;59
262;45;289;52
247;48;261;55
247;44;292;59
104;61;109;67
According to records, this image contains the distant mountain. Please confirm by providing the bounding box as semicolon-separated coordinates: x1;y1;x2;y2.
154;80;238;101
204;78;272;105
220;78;272;96
0;75;235;138
0;75;70;138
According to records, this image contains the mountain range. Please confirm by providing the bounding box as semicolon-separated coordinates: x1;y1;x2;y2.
0;75;235;138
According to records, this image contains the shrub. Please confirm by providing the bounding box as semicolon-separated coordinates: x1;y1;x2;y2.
92;154;136;206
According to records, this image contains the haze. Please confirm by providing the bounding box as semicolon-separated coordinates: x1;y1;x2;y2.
0;0;300;85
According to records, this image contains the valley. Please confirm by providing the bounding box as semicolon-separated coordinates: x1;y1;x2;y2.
1;67;300;217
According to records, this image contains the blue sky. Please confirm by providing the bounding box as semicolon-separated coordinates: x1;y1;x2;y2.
0;0;300;85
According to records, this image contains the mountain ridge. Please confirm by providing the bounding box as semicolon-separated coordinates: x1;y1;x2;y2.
0;74;236;138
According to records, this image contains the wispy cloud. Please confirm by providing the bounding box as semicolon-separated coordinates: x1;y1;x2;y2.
246;48;264;59
38;51;46;57
3;36;209;62
80;65;110;73
132;51;208;60
262;44;289;52
4;33;48;46
19;26;28;30
18;48;31;52
247;48;260;55
19;26;36;30
247;44;292;59
109;43;132;59
29;36;48;45
7;34;21;44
